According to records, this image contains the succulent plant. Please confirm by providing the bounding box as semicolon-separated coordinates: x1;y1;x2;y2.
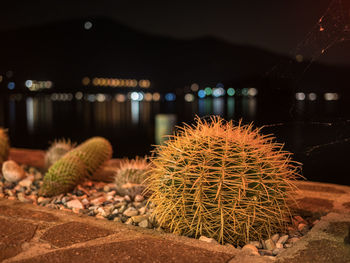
39;154;87;196
146;116;302;246
39;136;113;196
114;157;149;197
45;139;75;169
0;128;10;167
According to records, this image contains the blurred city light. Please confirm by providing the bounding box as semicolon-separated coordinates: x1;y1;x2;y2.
308;92;317;101
295;92;306;101
204;87;212;96
165;93;176;102
75;92;83;100
247;87;258;97
152;92;161;101
25;80;53;91
0;75;3;83
198;89;206;98
7;82;15;90
324;92;339;101
190;83;199;92
84;21;93;30
82;77;90;86
227;88;235;96
184;93;195;102
115;94;126;102
144;93;153;101
212;87;225;97
96;93;106;102
241;88;249;96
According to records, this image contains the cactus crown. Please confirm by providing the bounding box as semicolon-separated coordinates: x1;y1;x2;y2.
0;128;10;166
114;157;149;197
146;116;302;246
45;139;76;169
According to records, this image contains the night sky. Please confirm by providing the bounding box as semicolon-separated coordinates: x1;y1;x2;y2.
1;0;349;64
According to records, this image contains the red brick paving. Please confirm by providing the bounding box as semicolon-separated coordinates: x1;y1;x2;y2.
40;221;115;248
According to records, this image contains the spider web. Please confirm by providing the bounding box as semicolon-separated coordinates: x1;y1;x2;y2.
267;0;350;80
264;0;350;158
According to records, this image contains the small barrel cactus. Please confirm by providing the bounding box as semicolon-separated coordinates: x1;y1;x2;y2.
39;154;87;196
146;116;302;246
114;157;149;197
45;139;75;169
39;136;113;196
0;128;10;167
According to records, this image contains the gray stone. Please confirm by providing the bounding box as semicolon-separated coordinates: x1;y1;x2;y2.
271;234;280;243
277;235;289;245
123;207;138;217
138;219;150;228
264;239;276;250
242;244;260;256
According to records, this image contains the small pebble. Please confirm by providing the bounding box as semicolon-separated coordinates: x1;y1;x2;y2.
134;194;144;202
264;239;276;250
199;236;218;244
242;244;260;256
138;219;150;228
123;207;138;217
271;234;279;243
66;199;84;209
249;241;262;249
277;235;289;245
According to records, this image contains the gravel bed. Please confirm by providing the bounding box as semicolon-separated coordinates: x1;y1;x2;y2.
0;165;319;257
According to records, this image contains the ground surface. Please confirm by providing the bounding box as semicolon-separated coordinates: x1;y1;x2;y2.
0;148;349;263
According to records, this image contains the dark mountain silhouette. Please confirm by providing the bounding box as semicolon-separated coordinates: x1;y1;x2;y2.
0;17;349;96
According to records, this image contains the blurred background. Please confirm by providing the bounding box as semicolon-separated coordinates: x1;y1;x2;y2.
0;0;349;185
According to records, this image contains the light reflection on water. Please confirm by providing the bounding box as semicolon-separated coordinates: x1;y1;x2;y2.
1;94;350;185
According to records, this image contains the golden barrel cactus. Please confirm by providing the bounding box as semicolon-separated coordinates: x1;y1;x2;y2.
146;116;302;246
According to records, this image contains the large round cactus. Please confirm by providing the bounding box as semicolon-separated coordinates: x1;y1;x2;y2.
146;116;302;246
0;128;10;167
39;154;87;196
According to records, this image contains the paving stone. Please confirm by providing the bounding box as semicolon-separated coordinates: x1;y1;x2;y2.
0;205;58;222
40;221;114;248
15;237;233;263
296;184;346;194
343;202;350;209
276;240;350;263
0;218;37;261
324;221;350;241
295;197;334;212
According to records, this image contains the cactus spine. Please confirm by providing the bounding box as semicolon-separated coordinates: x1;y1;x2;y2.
0;128;10;167
71;137;113;177
39;154;87;196
40;136;113;196
114;157;149;197
146;116;302;246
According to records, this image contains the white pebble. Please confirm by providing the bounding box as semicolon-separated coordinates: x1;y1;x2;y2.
2;160;25;182
199;236;218;244
66;199;84;209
